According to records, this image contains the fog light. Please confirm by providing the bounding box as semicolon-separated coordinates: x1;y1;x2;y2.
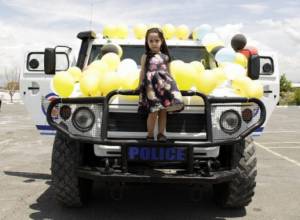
220;110;241;134
72;107;95;132
242;108;253;123
60;105;72;121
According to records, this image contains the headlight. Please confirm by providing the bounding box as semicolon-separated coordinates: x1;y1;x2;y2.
220;110;241;134
72;107;95;132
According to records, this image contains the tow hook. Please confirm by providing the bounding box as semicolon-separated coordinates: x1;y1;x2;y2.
100;158;114;174
202;160;214;177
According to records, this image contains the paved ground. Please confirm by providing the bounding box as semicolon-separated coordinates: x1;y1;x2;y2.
0;103;300;220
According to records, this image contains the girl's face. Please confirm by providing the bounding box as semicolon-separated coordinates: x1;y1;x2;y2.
147;32;162;53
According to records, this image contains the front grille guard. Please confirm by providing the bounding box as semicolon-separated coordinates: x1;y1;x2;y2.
47;89;266;146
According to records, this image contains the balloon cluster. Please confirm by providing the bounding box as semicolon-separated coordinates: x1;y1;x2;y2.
169;58;262;99
168;28;263;99
52;25;264;100
103;24;129;39
102;23;192;40
170;60;226;95
51;44;139;98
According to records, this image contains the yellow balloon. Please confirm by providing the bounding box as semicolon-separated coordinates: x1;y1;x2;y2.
88;60;109;77
101;72;120;96
177;63;198;90
162;24;175;40
119;69;139;90
114;44;123;58
232;76;252;97
235;53;248;68
67;66;82;83
175;25;190;40
133;24;147;39
101;52;120;72
212;67;227;86
197;70;218;95
103;24;117;38
115;24;128;39
131;75;139;88
170;60;185;81
80;73;102;97
53;71;75;98
190;61;205;75
206;42;224;53
245;81;264;99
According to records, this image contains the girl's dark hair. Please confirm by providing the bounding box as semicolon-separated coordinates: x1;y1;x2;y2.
144;28;171;72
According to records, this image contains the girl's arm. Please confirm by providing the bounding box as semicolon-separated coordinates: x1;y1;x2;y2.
137;54;146;90
167;62;172;77
166;55;172;77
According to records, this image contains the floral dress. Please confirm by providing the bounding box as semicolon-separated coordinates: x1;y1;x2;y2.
138;53;184;115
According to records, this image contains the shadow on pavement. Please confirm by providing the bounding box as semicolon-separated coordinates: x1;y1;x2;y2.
28;181;246;220
4;171;51;181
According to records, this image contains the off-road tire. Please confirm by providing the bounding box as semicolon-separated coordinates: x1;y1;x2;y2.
51;132;93;207
213;137;257;208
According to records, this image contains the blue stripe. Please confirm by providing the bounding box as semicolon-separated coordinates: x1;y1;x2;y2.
254;127;264;132
40;132;56;135
36;125;55;131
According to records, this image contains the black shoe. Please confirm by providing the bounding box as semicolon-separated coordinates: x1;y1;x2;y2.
146;136;154;141
157;133;167;142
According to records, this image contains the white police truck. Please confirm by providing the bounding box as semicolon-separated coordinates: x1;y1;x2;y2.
20;31;279;207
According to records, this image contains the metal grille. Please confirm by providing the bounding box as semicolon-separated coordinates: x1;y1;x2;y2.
211;102;261;140
108;112;147;132
166;113;206;133
107;95;206;134
52;103;103;138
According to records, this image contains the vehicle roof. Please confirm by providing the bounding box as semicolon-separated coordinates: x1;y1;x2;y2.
94;34;204;47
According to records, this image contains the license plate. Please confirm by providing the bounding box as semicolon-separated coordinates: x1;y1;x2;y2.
127;146;186;161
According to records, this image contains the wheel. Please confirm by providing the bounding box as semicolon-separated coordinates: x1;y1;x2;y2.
213;137;257;208
51;132;93;207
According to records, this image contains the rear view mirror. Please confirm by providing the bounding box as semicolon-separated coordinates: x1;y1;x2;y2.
248;55;260;80
44;48;56;75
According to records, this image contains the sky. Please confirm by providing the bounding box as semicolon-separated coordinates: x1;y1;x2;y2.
0;0;300;85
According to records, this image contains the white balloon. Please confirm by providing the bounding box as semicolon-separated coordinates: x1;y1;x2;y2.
215;48;236;63
69;83;82;97
118;58;138;74
193;24;212;41
201;32;222;46
222;63;247;80
210;80;239;97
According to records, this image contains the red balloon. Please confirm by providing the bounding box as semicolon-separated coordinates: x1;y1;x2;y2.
239;46;258;58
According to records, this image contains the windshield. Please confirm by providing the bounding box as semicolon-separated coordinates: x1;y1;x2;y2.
88;45;216;69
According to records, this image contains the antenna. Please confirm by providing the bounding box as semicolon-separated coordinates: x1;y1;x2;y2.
89;0;94;30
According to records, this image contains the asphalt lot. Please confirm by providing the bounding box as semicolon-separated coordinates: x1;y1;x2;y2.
0;103;300;220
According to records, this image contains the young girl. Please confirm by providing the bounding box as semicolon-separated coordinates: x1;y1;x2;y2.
138;28;184;142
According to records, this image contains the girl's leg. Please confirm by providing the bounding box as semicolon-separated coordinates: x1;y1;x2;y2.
147;112;158;137
158;109;167;135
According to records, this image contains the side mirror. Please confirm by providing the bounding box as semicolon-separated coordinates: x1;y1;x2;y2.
248;55;260;80
44;48;56;75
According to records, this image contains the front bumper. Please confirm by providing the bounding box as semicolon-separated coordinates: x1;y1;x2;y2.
77;166;238;184
46;90;266;148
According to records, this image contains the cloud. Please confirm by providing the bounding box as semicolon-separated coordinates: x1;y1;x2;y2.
214;23;244;45
251;18;300;81
0;0;300;85
238;3;268;14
